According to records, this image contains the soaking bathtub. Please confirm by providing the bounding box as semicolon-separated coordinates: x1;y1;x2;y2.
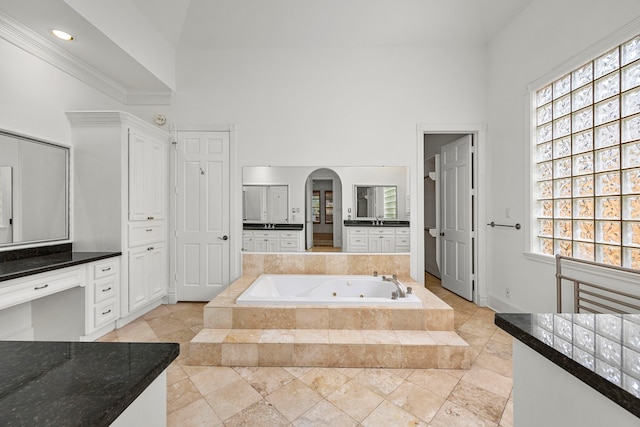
236;274;422;307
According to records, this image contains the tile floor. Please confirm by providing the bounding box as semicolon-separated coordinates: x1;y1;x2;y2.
99;274;514;426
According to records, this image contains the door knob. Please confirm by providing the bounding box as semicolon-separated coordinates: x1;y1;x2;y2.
218;235;229;241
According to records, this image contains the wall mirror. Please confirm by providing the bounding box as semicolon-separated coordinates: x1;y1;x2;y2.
242;185;288;223
0;130;69;247
355;185;398;219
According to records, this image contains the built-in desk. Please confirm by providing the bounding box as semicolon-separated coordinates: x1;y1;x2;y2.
496;313;640;427
0;340;179;426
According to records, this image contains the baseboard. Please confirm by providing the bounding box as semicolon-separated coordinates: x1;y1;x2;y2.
487;294;524;313
116;299;163;328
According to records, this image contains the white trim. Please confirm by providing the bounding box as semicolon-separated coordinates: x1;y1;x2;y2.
416;123;488;306
529;16;640;91
0;11;172;105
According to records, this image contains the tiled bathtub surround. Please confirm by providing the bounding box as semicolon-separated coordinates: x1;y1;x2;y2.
190;253;470;369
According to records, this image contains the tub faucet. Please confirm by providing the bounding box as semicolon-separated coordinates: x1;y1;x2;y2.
383;274;406;298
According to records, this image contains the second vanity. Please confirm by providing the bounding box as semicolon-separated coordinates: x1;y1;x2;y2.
344;220;410;253
0;244;122;341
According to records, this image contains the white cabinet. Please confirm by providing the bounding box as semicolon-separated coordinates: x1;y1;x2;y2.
68;111;170;327
242;229;304;252
345;227;410;253
83;258;120;340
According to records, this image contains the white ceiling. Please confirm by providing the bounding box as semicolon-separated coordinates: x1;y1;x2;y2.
0;0;532;102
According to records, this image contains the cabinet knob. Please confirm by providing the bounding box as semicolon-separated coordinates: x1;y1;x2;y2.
147;246;154;251
34;284;49;290
101;267;112;272
440;232;445;236
147;216;154;220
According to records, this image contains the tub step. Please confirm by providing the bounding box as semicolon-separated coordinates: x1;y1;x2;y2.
189;328;471;369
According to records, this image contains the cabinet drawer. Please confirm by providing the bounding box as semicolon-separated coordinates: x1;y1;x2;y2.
280;239;299;249
129;223;165;247
395;228;410;236
94;277;118;304
94;300;118;328
280;231;300;239
368;228;394;236
348;228;368;235
0;268;85;311
253;231;278;238
93;259;118;280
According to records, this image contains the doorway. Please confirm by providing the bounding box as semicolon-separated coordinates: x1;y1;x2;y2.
305;169;342;252
420;129;483;304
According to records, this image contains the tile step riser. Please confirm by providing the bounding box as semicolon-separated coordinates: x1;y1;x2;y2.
189;341;471;369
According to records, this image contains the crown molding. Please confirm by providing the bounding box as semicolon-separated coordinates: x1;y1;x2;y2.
0;11;172;105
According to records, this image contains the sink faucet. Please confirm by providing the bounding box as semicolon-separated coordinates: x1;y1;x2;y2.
383;274;406;298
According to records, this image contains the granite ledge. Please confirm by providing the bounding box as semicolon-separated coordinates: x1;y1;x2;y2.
495;313;640;419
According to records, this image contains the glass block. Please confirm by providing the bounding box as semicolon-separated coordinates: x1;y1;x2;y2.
554;336;572;357
538;219;553;237
622;169;640;194
573;241;595;260
539;237;554;255
554;95;571;117
574;220;594;241
574;324;595;352
554;178;572;198
624;319;640;352
537;142;553;162
594;98;620;125
573;63;593;89
537;180;553;199
572;108;593;132
556;239;572;257
537;123;553;144
596;314;622;342
575;313;595;330
536;313;554;330
624;347;640;379
553;116;571;138
623;142;640;168
596;221;621;244
537;162;553;181
554;200;572;218
623;374;640;398
536;85;552;107
622;61;640;91
572;84;593;110
573;152;594;176
623;222;640;247
554;74;571;97
554;158;572;178
554;137;572;158
555;220;572;239
574;198;594;219
573;347;595;370
534;326;554;346
595;123;620;148
537;104;552;125
595;48;620;78
596;359;622;385
595;147;620;172
622;88;640;117
573;175;594;197
596;196;621;219
596;243;622;266
596;172;621;196
596;335;622;367
622;114;640;143
594;72;619;102
623;196;640;220
538;200;553;218
573;131;593;155
624;246;640;269
622;36;640;66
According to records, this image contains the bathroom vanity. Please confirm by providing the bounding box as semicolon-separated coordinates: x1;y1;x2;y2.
0;244;121;341
496;313;640;427
344;220;410;253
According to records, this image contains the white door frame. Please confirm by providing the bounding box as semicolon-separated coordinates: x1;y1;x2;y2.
168;123;239;304
415;123;488;306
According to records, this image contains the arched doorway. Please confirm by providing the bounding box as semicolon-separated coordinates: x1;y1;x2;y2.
305;168;342;251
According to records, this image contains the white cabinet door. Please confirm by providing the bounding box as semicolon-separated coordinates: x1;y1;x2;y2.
128;130;147;221
149;244;167;300
128;247;149;311
129;130;167;221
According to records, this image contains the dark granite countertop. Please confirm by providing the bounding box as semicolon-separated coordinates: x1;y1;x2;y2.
343;220;410;227
496;313;640;418
0;251;121;283
0;341;178;426
243;223;304;230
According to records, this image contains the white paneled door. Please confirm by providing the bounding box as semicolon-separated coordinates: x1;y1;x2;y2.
175;131;230;301
440;135;473;301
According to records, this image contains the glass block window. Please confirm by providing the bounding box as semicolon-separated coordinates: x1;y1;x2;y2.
534;35;640;268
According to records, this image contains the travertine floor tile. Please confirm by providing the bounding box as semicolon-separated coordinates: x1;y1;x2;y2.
448;381;508;423
430;400;498;427
203;379;263;421
353;368;405;397
167;398;221;427
293;400;357;427
326;381;384;422
233;366;295;397
299;368;351;397
223;400;291;427
361;400;427;426
266;379;323;421
387;381;446;422
461;366;513;399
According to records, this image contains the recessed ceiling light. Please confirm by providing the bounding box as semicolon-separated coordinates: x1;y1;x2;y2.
51;29;74;41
